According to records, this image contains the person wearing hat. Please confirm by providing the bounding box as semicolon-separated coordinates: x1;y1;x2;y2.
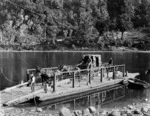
30;73;35;92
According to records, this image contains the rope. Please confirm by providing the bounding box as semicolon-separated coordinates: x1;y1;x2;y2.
17;53;32;67
0;52;32;84
0;68;18;84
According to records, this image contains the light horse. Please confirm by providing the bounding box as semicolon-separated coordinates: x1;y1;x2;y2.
58;65;80;72
57;65;81;83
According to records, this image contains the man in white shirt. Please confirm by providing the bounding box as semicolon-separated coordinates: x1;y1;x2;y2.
30;73;35;92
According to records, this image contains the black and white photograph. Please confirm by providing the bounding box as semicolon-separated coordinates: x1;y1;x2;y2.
0;0;150;116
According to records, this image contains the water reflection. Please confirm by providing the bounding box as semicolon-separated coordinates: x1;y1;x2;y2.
46;85;126;111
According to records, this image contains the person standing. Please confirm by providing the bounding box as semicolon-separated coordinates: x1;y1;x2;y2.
108;57;113;66
30;73;35;92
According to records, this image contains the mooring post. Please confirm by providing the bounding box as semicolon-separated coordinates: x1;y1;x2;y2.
73;99;76;110
53;73;56;92
89;69;91;84
73;71;76;88
123;65;125;77
54;104;57;110
100;68;103;82
113;66;115;79
88;95;91;106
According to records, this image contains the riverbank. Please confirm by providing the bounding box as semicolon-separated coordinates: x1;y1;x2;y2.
0;47;150;53
0;99;150;116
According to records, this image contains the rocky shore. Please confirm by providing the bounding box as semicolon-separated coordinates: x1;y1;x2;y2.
1;100;150;116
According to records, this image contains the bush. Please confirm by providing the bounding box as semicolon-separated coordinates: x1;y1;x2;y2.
123;39;133;47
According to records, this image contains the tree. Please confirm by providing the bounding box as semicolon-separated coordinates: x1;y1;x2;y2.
117;13;133;39
107;0;134;39
132;0;150;28
93;0;109;35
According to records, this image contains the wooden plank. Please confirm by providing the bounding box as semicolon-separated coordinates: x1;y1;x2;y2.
39;79;124;101
2;82;29;92
3;79;71;106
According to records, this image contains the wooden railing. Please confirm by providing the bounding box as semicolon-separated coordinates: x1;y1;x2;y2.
26;64;126;92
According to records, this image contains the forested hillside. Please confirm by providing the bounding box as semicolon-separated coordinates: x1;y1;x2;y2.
0;0;150;51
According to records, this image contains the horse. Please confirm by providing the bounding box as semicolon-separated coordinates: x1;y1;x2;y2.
58;65;80;71
57;65;81;81
37;67;62;86
35;65;80;86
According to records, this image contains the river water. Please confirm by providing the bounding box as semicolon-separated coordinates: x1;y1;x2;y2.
0;51;150;109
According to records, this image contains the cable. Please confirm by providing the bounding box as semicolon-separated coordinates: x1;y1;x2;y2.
0;68;18;84
17;53;32;68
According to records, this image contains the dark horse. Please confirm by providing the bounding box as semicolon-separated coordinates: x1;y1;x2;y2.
36;66;61;86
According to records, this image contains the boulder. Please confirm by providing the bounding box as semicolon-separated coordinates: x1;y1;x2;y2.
141;107;149;113
0;110;4;116
132;109;143;116
127;105;135;110
74;110;82;116
82;108;91;116
89;106;97;113
126;112;133;116
99;110;108;116
37;108;43;112
121;113;127;116
21;109;25;112
59;107;71;116
108;110;121;116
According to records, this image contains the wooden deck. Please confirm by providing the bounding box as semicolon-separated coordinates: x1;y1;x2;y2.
0;72;139;107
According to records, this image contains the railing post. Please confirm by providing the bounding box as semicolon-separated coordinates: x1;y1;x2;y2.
123;65;125;77
73;99;76;110
26;70;30;81
100;68;103;82
113;66;115;79
73;71;75;88
89;69;91;84
53;73;56;92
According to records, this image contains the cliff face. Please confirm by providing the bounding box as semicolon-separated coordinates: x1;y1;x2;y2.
0;0;150;50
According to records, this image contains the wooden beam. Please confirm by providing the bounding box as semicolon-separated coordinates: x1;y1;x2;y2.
123;65;125;77
53;74;56;92
73;72;76;88
73;99;76;110
113;67;115;79
89;69;91;84
100;68;103;82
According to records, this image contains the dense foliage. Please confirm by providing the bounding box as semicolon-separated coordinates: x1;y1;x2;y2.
0;0;150;50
